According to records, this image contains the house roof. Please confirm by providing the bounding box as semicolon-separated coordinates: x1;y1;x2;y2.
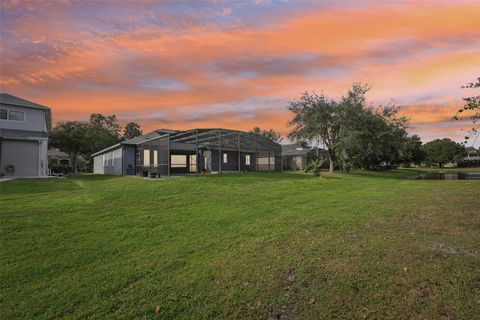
91;143;123;157
48;148;86;162
0;128;48;140
91;128;282;157
0;93;52;131
282;143;326;156
122;129;178;145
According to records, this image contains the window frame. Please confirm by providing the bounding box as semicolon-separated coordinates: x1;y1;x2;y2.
153;150;158;166
171;154;187;168
0;109;8;120
245;154;251;166
223;152;228;164
8;110;25;122
143;149;150;166
0;108;26;122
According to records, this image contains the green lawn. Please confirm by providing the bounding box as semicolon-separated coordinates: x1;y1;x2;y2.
1;169;479;319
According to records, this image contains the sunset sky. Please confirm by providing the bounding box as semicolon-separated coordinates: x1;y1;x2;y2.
1;0;479;145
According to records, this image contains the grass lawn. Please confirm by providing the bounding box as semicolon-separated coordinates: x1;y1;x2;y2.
1;169;479;319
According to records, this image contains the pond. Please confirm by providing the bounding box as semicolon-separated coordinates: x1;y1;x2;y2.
411;172;480;180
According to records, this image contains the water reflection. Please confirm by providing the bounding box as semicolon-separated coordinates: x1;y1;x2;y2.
413;172;480;180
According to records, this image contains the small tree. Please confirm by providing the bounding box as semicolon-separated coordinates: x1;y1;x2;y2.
123;122;143;140
305;159;326;177
423;138;466;167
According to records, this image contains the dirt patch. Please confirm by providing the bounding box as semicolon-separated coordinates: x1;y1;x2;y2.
430;241;479;258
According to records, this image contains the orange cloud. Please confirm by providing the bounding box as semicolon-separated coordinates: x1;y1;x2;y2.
1;0;479;144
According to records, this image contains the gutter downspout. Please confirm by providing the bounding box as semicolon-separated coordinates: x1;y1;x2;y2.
121;145;124;175
38;140;42;176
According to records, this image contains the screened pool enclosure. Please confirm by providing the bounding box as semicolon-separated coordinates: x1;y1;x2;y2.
136;128;282;177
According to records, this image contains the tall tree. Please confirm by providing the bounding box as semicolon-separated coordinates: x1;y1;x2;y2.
249;127;283;143
123;122;143;140
49;121;89;172
288;92;340;172
335;85;409;170
423;138;466;168
288;83;411;172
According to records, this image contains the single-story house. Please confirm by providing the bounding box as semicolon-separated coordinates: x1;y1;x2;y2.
282;142;328;171
48;148;86;172
92;128;282;177
0;93;51;177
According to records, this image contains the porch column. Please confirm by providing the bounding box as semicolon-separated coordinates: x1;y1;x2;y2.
167;134;170;178
268;151;271;173
255;135;258;172
237;132;241;172
218;130;222;173
196;129;199;174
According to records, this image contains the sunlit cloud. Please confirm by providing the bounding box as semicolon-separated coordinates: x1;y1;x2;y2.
1;0;479;145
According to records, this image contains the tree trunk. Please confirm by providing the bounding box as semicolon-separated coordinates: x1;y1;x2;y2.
328;150;335;173
70;152;77;173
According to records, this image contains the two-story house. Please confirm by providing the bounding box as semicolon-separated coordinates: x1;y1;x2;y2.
0;93;52;177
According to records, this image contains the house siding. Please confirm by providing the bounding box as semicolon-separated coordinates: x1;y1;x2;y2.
93;146;123;175
1;139;40;176
0;105;47;132
123;145;136;175
0;97;49;177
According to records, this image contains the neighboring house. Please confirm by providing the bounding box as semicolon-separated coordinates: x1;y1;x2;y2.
92;128;282;177
282;142;328;171
0;93;51;177
48;148;86;172
458;147;480;167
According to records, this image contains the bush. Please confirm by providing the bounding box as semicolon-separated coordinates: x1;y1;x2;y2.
306;159;326;177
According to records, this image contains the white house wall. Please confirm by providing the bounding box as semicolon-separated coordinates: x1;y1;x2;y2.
93;146;123;175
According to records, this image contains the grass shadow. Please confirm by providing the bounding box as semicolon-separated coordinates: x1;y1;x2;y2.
0;178;82;195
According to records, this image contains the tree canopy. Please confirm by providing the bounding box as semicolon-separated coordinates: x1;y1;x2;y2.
288;92;340;172
288;83;411;171
49;121;90;172
422;139;466;168
400;135;425;166
50;114;142;170
123;122;143;140
249;127;283;143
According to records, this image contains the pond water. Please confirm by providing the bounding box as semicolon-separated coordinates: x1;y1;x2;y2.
412;172;480;180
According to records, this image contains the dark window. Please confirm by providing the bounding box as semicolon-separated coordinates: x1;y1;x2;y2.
0;109;7;120
9;110;25;121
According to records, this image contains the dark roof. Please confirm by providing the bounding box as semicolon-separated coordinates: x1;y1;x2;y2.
48;148;86;161
282;143;326;156
91;143;122;157
122;129;178;145
91;128;282;157
0;93;52;131
0;128;48;140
